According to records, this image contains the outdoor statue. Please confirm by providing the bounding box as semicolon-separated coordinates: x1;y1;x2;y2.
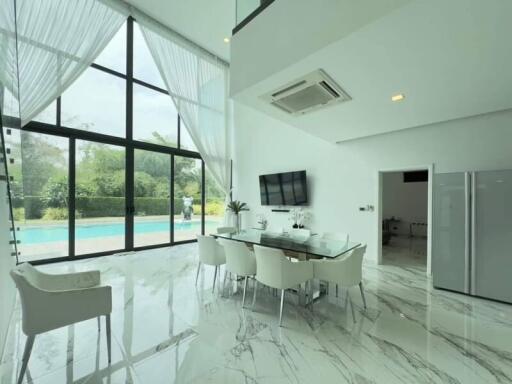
182;197;194;220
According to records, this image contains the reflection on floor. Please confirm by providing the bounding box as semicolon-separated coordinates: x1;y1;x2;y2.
2;244;512;383
383;235;427;268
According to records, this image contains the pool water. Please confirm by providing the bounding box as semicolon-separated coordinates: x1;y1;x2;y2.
17;220;216;244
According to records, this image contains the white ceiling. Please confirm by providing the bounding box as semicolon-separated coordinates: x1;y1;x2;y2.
232;0;512;142
123;0;234;61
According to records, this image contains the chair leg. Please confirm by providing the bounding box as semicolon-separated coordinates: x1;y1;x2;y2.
195;262;201;286
222;269;228;296
252;280;258;308
97;316;101;331
359;282;367;310
348;290;356;324
106;314;112;364
212;266;218;293
17;335;35;384
336;283;338;298
242;276;248;307
279;289;285;327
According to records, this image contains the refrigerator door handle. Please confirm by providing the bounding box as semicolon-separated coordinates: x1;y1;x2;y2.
464;172;471;294
470;171;477;296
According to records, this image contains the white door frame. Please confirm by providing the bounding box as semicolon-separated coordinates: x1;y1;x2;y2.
376;164;434;275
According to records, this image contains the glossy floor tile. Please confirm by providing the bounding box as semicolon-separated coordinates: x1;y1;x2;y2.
2;243;512;383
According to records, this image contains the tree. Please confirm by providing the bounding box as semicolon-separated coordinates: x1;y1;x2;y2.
42;175;68;208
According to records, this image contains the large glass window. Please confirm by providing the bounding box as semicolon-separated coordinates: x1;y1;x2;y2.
61;67;126;137
205;171;225;235
133;84;178;146
174;157;202;242
94;22;127;74
33;101;57;125
134;149;171;247
6;131;69;262
133;23;166;89
3;17;212;263
75;141;125;255
179;121;198;152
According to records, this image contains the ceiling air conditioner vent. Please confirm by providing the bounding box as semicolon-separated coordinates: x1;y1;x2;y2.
261;69;351;115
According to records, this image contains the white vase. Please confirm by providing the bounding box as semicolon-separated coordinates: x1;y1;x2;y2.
234;213;242;233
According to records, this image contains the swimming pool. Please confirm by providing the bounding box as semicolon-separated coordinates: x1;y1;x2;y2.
17;220;218;244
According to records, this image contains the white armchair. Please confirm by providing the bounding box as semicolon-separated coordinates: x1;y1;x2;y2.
312;245;367;322
196;235;226;293
219;239;257;307
252;245;313;326
10;263;112;384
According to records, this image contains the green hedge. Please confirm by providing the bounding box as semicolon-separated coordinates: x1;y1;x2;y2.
76;197;125;217
13;195;217;219
12;196;45;219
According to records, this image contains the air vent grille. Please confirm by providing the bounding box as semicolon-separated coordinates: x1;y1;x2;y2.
261;69;350;115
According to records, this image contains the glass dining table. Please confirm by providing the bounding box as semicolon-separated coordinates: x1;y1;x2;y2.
213;229;360;259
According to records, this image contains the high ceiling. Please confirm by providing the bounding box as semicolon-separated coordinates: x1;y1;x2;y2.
123;0;234;61
231;0;512;142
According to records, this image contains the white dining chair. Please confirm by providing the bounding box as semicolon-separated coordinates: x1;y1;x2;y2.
196;235;226;293
216;226;236;234
312;244;367;323
10;263;112;384
321;232;349;243
252;245;313;326
219;239;257;307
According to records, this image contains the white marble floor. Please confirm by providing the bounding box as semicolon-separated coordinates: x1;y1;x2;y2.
2;243;512;383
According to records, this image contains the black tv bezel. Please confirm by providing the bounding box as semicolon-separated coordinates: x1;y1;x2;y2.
259;170;308;206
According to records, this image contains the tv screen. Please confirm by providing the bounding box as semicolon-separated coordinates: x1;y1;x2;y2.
259;171;308;206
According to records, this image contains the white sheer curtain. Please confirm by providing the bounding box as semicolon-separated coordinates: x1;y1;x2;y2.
133;10;231;198
0;0;129;126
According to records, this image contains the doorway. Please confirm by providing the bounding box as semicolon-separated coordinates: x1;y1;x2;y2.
377;166;433;273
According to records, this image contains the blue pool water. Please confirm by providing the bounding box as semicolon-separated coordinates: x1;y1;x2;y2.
17;220;213;244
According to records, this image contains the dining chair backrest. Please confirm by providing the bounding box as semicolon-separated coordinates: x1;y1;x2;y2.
253;245;285;288
321;232;349;243
253;245;313;290
197;235;225;266
221;240;256;276
217;226;236;234
313;244;366;287
340;244;366;286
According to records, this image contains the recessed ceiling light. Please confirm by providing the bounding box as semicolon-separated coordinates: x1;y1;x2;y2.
391;93;405;102
223;37;230;43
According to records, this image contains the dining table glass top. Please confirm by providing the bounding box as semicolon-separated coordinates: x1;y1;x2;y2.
213;229;360;259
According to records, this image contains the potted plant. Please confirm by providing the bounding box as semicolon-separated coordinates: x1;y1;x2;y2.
226;200;249;233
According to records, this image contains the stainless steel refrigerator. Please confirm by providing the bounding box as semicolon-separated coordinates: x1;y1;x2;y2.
433;170;512;303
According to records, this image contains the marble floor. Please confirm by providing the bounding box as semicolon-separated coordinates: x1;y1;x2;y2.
1;243;512;383
382;235;427;267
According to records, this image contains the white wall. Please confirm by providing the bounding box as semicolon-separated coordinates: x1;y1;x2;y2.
0;180;16;358
231;0;410;95
382;172;428;236
233;104;512;263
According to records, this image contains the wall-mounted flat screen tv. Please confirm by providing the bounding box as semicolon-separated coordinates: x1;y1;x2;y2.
259;170;308;206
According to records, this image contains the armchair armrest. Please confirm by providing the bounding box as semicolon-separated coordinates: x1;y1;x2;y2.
38;270;101;291
312;259;345;284
23;285;112;335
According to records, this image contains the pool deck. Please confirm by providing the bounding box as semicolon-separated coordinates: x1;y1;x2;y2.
16;215;222;263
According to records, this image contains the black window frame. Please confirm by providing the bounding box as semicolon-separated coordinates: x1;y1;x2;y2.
3;16;206;265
